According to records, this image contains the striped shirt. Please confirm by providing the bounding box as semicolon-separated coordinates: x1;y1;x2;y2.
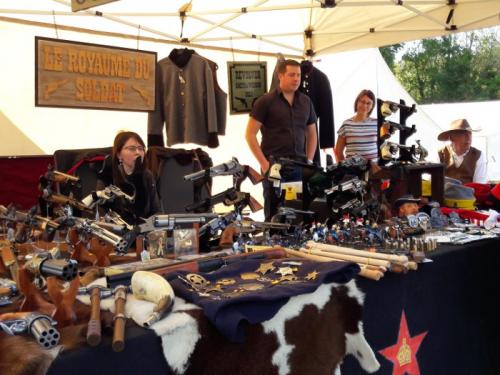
337;117;378;162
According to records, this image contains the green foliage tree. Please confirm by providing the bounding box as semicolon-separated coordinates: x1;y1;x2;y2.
379;29;499;104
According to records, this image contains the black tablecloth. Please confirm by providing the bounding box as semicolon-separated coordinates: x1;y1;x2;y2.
48;239;500;375
342;239;500;375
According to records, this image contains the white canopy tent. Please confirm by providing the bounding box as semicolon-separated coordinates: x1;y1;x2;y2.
0;0;498;210
1;0;499;57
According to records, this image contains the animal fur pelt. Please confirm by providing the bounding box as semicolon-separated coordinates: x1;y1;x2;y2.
79;278;379;375
0;335;60;375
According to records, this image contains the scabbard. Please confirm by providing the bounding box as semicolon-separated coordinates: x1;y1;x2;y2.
86;287;102;346
112;285;127;352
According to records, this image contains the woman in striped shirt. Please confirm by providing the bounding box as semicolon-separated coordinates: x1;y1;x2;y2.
334;89;380;173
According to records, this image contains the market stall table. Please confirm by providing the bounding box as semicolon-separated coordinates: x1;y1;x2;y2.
2;238;498;375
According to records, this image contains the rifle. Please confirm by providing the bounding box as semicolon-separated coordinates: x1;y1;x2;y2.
106;247;287;288
136;213;218;234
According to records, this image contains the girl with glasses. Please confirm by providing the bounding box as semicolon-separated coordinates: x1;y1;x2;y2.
98;131;161;224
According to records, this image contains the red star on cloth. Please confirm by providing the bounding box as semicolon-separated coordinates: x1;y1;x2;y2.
378;310;428;375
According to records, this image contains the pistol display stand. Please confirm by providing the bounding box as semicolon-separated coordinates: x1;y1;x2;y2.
381;163;445;205
375;98;444;205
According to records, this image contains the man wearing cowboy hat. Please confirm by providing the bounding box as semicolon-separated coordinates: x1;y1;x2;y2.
437;119;487;184
393;195;420;217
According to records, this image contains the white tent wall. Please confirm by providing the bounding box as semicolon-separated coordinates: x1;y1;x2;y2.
0;20;495;217
316;48;444;161
0;21;276;213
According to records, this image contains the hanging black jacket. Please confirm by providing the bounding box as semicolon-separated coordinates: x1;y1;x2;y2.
299;61;335;164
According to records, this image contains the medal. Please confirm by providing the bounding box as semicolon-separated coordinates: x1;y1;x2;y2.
256;262;275;275
240;272;260;280
305;271;319;281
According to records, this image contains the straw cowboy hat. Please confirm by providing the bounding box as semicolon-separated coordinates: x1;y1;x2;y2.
437;119;478;141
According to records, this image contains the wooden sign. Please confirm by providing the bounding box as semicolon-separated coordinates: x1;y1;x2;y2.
227;62;267;114
35;37;156;112
71;0;119;12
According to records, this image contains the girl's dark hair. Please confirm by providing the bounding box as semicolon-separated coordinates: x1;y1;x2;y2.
354;89;376;116
111;131;146;185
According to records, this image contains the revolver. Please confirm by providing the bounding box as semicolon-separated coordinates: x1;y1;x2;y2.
0;312;60;349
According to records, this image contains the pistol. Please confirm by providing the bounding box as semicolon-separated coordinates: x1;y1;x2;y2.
0;312;60;349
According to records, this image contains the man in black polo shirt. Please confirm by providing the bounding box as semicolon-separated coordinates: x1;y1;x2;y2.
246;59;318;221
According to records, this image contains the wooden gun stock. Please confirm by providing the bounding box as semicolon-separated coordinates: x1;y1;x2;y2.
1;245;19;283
248;195;263;213
245;166;264;185
219;225;236;247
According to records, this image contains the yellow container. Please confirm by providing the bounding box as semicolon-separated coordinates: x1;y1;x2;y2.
421;180;431;197
443;198;476;210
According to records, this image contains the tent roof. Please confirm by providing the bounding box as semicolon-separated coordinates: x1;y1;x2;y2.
1;0;499;57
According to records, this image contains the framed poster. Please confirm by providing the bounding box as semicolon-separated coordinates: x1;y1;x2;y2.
35;37;156;112
227;61;267;114
71;0;119;12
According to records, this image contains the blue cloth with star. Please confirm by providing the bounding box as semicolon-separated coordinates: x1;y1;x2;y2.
166;258;360;342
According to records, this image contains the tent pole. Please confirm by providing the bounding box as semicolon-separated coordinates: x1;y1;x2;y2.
189;14;303;53
190;0;270;42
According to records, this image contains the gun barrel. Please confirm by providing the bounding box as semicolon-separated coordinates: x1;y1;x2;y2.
49;170;81;184
184;159;241;181
154;214;217;227
183;168;209;181
40;258;79;281
29;315;60;349
95;221;128;235
87;222;129;254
